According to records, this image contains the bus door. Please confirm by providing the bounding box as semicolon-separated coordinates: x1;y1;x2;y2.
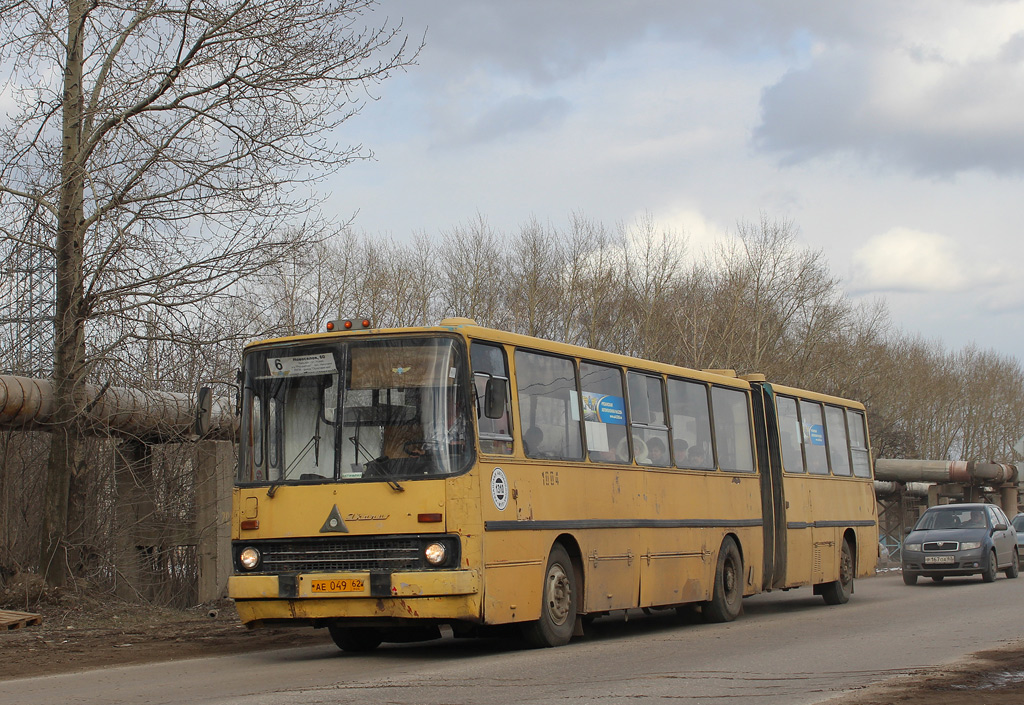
749;382;788;590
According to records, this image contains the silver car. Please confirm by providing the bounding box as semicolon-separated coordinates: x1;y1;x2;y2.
901;503;1019;585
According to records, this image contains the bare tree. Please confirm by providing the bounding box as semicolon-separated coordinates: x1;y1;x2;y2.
0;0;415;585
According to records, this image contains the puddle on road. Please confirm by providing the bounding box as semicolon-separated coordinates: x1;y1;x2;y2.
951;670;1024;691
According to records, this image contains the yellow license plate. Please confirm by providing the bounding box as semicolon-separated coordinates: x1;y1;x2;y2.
310;578;365;593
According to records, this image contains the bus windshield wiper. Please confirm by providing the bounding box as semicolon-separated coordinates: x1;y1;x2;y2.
267;429;320;497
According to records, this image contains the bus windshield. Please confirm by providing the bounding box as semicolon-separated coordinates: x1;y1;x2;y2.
238;336;473;485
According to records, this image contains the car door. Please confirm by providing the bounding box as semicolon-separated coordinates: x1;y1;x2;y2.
987;506;1013;566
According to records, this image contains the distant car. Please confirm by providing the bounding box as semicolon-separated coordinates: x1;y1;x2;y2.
902;503;1018;585
1014;513;1024;551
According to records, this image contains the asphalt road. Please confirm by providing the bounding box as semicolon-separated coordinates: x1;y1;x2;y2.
3;571;1022;705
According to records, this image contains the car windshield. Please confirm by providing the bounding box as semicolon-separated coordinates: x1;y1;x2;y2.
916;507;988;531
1013;515;1024;532
238;336;473;485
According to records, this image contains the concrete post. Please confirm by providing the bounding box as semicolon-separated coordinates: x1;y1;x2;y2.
114;439;158;602
196;440;234;602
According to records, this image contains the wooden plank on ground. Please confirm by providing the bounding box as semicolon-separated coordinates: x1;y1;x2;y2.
0;610;43;630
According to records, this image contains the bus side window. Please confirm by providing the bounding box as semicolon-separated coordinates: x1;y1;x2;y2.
848;409;872;478
471;342;513;455
800;400;829;475
666;378;714;470
710;386;755;472
627;371;670;467
514;350;583;460
824;405;851;476
580;361;629;463
776;395;805;473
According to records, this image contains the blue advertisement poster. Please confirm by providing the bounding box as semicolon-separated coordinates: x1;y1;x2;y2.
582;392;626;425
806;424;825;446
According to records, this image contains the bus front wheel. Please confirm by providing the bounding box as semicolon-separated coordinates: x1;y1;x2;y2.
703;537;743;623
328;625;383;652
522;543;577;648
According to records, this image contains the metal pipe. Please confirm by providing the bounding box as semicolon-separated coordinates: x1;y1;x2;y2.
874;481;931;498
0;374;237;441
875;458;1018;485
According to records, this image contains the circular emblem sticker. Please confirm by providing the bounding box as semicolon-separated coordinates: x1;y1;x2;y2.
490;467;509;511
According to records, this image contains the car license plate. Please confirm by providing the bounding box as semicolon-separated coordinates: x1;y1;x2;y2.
924;555;954;564
310;578;365;593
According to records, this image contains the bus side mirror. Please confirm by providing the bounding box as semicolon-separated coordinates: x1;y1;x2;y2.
484;378;507;419
195;386;213;436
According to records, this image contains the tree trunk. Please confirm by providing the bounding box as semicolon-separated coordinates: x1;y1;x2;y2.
41;0;89;587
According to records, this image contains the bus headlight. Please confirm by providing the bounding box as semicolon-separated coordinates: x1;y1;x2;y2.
239;547;261;570
424;542;447;566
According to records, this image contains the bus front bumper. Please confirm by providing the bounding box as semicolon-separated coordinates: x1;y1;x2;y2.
229;570;481;625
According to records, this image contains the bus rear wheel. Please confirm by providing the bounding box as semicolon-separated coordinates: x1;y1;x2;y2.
522;543;577;648
703;537;743;623
821;540;854;605
328;625;383;652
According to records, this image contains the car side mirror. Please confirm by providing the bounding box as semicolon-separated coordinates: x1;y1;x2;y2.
994;523;1008;533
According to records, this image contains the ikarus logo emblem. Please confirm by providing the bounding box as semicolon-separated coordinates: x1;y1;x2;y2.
319;505;349;533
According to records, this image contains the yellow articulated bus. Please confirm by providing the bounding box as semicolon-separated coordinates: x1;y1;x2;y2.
228;318;877;650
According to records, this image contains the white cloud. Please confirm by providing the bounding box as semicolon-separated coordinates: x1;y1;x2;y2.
849;228;970;293
754;6;1024;175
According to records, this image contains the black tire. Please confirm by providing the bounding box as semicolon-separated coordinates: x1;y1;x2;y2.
821;540;854;605
902;571;918;585
1005;550;1020;579
328;625;382;652
930;575;945;582
522;543;577;648
981;550;998;582
703;537;743;623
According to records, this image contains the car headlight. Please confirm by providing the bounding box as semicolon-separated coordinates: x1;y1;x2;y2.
904;543;922;552
424;542;447;566
960;541;981;550
239;546;261;570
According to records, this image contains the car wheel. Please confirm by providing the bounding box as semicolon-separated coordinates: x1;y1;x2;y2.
1005;549;1020;579
902;570;918;586
981;550;998;582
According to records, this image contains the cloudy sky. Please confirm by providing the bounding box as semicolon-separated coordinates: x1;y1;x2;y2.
326;1;1024;360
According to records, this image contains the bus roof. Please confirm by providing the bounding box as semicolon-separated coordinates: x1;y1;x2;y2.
244;319;753;389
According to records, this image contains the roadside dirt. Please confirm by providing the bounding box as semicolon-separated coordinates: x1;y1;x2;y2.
3;588;1024;703
0;596;331;681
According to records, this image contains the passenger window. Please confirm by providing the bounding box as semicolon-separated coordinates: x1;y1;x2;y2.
776;395;805;473
627;371;670;467
799;400;829;475
666;378;714;469
514;350;583;460
824;406;851;476
848;410;872;478
471;343;513;455
711;387;755;472
580;361;629;463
